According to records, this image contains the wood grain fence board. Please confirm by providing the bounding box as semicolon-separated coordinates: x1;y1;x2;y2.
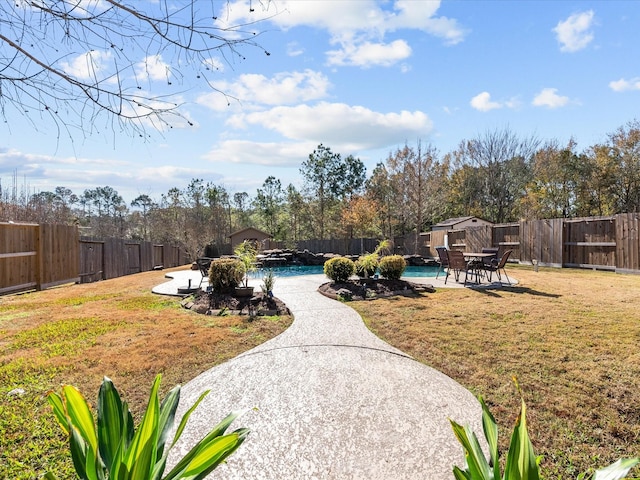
0;223;38;292
521;219;562;266
465;226;492;253
616;213;640;271
40;224;80;288
492;223;520;260
563;217;616;269
79;240;104;283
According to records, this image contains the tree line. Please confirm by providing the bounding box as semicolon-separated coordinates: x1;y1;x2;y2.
2;120;639;259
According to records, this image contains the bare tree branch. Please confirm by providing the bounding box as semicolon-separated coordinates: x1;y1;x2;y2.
0;0;275;140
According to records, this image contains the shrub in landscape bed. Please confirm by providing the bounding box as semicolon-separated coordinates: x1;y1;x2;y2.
378;255;406;280
355;254;378;278
324;257;355;283
354;239;392;278
209;258;245;293
46;374;248;480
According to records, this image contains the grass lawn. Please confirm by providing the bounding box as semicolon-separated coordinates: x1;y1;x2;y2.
0;266;292;479
2;264;639;479
352;265;640;478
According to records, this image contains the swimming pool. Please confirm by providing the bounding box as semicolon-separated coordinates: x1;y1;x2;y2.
251;264;439;278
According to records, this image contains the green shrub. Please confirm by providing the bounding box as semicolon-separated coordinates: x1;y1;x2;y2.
209;258;245;293
323;257;355;283
46;375;248;480
378;255;406;280
355;254;378;278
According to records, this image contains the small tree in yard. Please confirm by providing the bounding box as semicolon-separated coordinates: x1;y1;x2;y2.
234;241;258;288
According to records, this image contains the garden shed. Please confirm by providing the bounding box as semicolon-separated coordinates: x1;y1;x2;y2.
228;227;272;251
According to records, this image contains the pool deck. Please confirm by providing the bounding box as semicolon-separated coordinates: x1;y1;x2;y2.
156;269;501;479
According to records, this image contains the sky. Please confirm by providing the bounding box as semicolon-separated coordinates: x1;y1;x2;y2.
1;0;640;205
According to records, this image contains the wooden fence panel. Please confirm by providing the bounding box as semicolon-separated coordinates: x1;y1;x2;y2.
521;219;563;266
125;242;141;275
79;240;104;284
447;230;466;251
0;223;38;294
40;224;79;288
563;217;617;270
140;242;153;271
616;213;640;273
492;223;521;260
465;226;492;253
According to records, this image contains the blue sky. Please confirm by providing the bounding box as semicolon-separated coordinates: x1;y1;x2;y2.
1;1;639;204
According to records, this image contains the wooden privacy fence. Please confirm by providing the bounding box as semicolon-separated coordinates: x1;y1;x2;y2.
421;213;640;274
1;223;79;295
79;237;186;283
0;222;188;295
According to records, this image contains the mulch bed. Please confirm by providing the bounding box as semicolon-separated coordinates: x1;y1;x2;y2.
183;291;291;316
318;278;435;301
182;279;435;315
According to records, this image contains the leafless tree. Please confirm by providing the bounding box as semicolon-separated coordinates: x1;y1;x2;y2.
1;1;274;140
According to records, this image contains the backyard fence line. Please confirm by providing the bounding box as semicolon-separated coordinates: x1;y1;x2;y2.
2;213;639;295
421;213;640;274
0;222;187;295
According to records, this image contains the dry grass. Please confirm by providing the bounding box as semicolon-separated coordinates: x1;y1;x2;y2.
0;267;292;479
352;265;640;478
3;264;640;478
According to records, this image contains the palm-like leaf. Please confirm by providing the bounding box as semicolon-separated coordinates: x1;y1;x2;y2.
47;374;248;480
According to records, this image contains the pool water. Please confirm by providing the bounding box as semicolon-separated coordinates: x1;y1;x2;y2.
251;265;439;278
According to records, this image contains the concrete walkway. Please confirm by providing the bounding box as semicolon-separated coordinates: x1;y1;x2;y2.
158;271;485;479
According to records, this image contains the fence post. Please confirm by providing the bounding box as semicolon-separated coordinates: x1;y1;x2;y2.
35;224;44;291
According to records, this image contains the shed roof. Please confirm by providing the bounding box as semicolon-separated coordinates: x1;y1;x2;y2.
228;227;273;238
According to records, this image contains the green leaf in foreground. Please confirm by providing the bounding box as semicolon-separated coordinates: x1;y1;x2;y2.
451;384;638;480
46;374;248;480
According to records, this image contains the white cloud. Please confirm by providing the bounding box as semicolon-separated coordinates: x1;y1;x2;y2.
219;1;467;68
554;10;595;52
286;42;304;57
202;57;225;72
532;88;570;108
231;102;433;150
203;141;315;166
136;55;172;82
60;50;113;81
197;70;331;111
470;92;502;112
326;39;412;67
609;77;640;92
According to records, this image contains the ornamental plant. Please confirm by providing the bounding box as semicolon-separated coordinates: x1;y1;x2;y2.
323;256;355;283
355;239;392;278
378;254;406;280
46;374;248;480
234;240;258;288
451;383;639;480
209;258;244;293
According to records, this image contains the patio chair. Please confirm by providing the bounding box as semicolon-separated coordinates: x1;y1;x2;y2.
445;249;474;285
196;257;213;288
435;246;449;279
482;249;513;284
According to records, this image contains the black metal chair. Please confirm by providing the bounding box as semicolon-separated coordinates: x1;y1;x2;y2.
435;246;449;279
482;249;513;284
445;249;474;285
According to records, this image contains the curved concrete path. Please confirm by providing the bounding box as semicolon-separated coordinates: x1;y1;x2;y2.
159;271;484;479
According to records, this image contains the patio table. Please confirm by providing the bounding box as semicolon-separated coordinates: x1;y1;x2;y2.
463;252;495;283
